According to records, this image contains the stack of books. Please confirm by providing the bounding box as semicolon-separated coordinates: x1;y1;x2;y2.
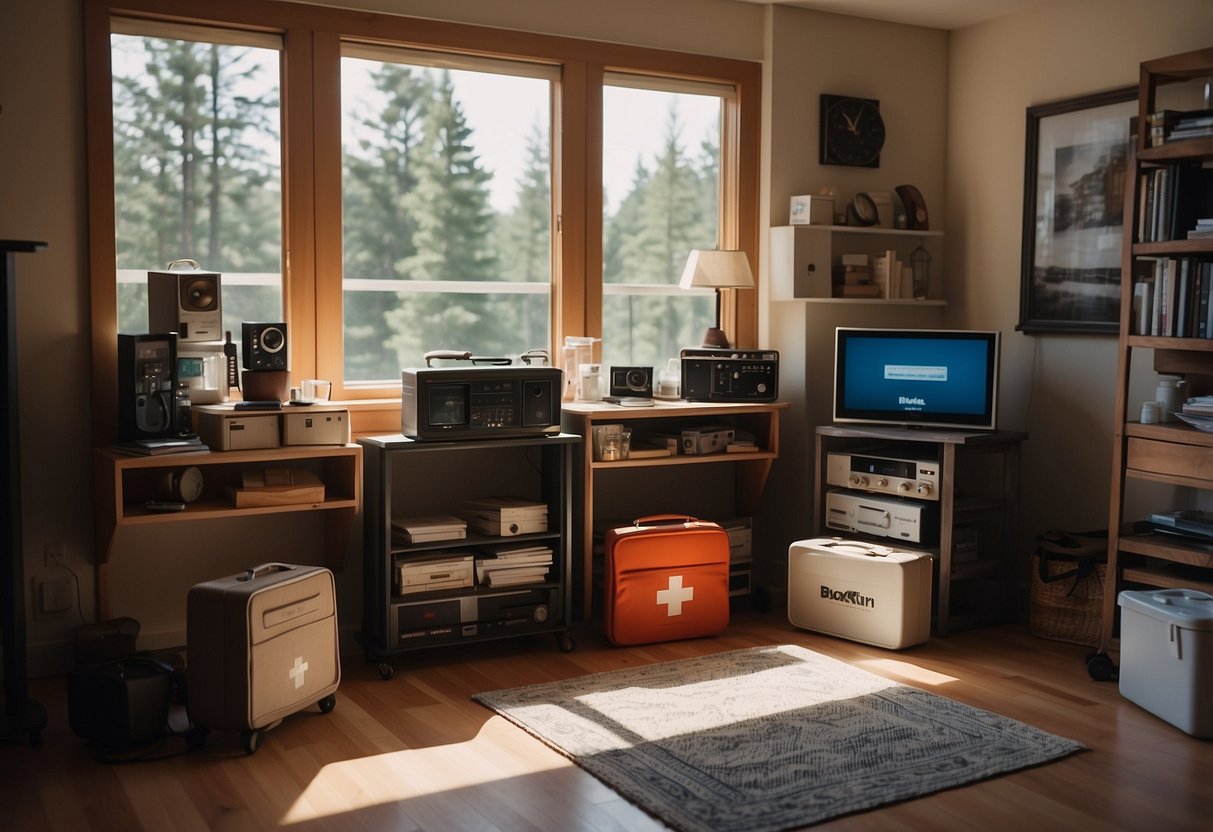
392;514;468;545
113;435;208;456
463;496;548;536
1148;109;1213;146
1189;218;1213;240
831;254;879;298
475;542;554;587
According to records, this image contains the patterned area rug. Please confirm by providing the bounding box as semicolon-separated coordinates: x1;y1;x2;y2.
474;644;1084;831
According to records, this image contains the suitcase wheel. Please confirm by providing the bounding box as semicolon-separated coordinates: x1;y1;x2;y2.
377;662;396;680
242;728;264;755
556;633;576;653
1085;650;1118;682
318;693;337;713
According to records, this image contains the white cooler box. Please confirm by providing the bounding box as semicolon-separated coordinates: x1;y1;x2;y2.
788;537;933;649
1118;588;1213;738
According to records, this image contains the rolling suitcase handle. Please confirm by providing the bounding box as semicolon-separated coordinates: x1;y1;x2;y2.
238;562;299;582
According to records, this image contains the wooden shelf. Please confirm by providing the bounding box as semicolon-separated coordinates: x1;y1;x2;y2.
93;443;362;618
1104;46;1213;657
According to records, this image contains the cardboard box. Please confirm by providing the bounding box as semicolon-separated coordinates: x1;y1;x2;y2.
282;406;350;445
193;405;280;451
789;194;834;225
1118;588;1213;737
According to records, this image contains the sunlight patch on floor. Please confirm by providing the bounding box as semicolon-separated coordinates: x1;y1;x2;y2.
854;657;959;687
279;718;568;824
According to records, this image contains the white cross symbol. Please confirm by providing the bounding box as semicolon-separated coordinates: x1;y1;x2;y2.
656;575;694;616
289;655;309;689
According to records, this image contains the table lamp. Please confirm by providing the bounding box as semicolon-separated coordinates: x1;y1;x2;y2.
679;249;754;349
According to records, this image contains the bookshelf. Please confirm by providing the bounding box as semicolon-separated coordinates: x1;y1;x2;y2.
1100;46;1213;680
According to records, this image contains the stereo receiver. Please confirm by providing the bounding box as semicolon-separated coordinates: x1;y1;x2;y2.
826;447;940;500
402;366;561;440
680;348;778;402
824;489;938;545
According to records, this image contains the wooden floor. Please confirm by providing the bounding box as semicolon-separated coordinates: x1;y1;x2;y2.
4;610;1212;831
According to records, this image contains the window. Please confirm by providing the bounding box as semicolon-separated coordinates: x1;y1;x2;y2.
601;75;726;371
87;1;759;432
109;21;283;339
340;47;555;384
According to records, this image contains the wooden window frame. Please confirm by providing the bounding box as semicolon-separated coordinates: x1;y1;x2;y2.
84;0;760;440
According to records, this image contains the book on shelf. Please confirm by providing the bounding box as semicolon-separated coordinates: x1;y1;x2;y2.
112;435;209;455
1135;258;1213;338
1138;165;1213;242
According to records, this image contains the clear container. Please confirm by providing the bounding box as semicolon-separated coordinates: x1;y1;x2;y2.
561;336;599;402
654;358;681;400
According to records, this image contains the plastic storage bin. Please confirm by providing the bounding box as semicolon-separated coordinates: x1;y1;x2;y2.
788;537;932;649
1117;588;1213;738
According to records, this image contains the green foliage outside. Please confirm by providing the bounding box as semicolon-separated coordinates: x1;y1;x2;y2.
112;36;721;381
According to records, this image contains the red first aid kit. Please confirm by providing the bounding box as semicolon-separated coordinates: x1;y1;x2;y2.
604;515;730;646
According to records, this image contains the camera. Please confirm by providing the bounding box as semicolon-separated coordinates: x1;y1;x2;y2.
609;366;652;398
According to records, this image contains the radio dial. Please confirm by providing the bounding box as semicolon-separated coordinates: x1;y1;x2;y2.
876;477;889;488
916;482;933;496
849;474;869;487
897;482;912;493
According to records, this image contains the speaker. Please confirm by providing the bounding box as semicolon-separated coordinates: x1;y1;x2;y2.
241;321;288;371
117;333;178;441
147;267;222;343
521;378;556;427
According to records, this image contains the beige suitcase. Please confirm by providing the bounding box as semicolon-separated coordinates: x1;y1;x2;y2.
187;562;340;753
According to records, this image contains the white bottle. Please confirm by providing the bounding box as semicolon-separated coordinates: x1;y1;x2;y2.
1155;375;1185;422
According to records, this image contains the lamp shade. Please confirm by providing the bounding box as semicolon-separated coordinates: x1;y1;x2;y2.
679;249;755;290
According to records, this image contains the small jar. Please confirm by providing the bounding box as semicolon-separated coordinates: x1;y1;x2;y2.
1154;375;1185;422
1140;401;1163;424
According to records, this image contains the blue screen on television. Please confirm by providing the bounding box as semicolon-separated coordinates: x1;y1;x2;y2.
835;329;998;429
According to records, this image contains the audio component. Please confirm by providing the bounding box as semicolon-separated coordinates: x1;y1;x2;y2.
608;366;652;398
680;348;779;402
401;366;561;440
824;489;938;545
147;262;222;343
241;322;288;371
826;447;940;501
117;333;179;441
389;586;556;647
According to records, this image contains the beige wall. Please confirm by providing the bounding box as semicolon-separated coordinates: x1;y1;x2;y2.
947;0;1213;551
4;0;1213;671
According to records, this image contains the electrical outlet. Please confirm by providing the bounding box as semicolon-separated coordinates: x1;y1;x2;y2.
45;541;66;567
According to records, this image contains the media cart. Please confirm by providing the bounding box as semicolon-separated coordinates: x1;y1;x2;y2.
358;433;579;679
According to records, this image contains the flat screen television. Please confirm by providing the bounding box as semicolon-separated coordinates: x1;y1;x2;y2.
833;327;1000;431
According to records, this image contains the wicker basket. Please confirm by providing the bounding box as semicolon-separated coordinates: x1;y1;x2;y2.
1029;529;1107;647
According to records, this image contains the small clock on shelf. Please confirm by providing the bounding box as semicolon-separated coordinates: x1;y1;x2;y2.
819;94;885;168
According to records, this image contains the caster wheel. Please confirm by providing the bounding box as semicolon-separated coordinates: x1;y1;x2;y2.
318;694;337;714
378;662;395;680
1087;651;1118;682
241;728;263;755
557;634;576;653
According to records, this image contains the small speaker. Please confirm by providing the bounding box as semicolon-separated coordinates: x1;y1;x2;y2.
147;267;222;342
117;333;178;441
521;379;556;427
242;322;288;371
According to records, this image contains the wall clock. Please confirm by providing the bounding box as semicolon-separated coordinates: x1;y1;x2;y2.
820;94;885;168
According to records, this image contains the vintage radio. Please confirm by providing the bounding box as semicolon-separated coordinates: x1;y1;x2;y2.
680;348;779;402
824;489;938;545
401;366;561;440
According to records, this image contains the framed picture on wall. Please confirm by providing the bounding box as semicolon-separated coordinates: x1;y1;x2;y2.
1017;86;1137;334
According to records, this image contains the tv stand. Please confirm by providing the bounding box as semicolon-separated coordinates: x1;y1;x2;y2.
814;424;1025;635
